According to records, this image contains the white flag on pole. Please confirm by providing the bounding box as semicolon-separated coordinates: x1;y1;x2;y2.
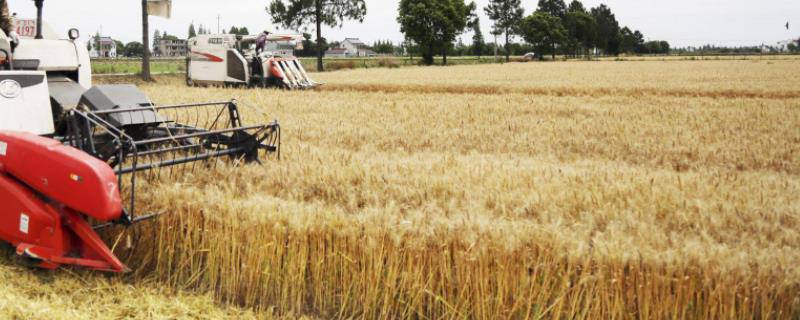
147;0;172;19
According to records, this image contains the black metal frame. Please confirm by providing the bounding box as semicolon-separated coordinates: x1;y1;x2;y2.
61;100;280;220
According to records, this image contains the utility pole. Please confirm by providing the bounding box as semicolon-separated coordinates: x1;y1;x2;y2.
217;15;220;34
141;0;152;81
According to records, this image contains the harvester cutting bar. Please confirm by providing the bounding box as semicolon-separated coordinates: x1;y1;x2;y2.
130;125;265;146
64;99;280;219
282;61;303;84
117;143;258;174
279;61;301;88
272;58;318;90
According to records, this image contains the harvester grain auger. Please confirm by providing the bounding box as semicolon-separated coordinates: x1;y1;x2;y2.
187;33;320;90
0;1;280;272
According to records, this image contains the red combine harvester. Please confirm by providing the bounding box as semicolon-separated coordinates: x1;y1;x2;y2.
0;1;280;272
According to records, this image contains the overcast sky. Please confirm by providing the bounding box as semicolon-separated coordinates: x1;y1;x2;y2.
9;0;800;47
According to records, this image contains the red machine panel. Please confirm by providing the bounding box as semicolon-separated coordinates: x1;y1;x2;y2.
0;174;127;272
0;131;122;222
0;174;61;249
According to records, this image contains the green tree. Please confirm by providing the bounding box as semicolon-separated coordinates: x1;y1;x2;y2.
226;26;250;36
520;12;566;60
296;33;329;57
401;38;419;61
642;40;670;54
567;0;584;13
269;0;367;72
451;37;469;56
398;0;475;65
373;40;395;54
393;43;405;56
114;40;124;57
152;29;161;56
661;41;670;54
632;30;645;52
484;0;524;62
563;0;594;57
590;4;621;55
471;17;485;57
93;31;101;56
533;0;567;57
188;23;197;38
619;26;633;53
619;26;644;54
536;0;566;18
123;41;144;57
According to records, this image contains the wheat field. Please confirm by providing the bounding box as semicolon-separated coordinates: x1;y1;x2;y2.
4;58;800;319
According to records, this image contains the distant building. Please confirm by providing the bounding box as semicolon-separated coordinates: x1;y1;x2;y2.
155;38;188;57
324;48;348;58
341;38;376;57
776;38;800;52
88;36;117;58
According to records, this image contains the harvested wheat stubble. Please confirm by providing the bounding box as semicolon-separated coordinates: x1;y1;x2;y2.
0;253;261;320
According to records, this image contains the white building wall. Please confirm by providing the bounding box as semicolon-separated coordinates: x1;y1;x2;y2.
342;40;356;55
88;38;117;58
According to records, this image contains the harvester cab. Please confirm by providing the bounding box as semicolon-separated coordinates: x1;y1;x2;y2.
0;1;280;272
187;33;319;90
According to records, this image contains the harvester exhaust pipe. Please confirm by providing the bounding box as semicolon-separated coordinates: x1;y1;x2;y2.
34;0;44;39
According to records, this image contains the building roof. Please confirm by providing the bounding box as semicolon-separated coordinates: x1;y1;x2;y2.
91;36;116;44
343;38;365;45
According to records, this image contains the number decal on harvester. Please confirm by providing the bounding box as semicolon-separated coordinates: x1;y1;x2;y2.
19;214;29;234
0;141;7;156
15;20;37;38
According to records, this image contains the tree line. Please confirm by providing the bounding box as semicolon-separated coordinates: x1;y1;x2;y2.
400;0;670;64
672;43;800;55
265;0;669;70
186;23;250;38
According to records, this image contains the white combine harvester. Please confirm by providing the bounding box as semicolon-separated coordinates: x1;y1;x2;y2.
187;33;319;90
0;0;280;272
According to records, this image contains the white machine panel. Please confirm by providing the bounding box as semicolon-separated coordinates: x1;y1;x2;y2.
0;71;55;135
14;39;80;72
188;47;229;83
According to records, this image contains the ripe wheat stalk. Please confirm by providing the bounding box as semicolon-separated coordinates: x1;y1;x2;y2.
100;60;800;318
